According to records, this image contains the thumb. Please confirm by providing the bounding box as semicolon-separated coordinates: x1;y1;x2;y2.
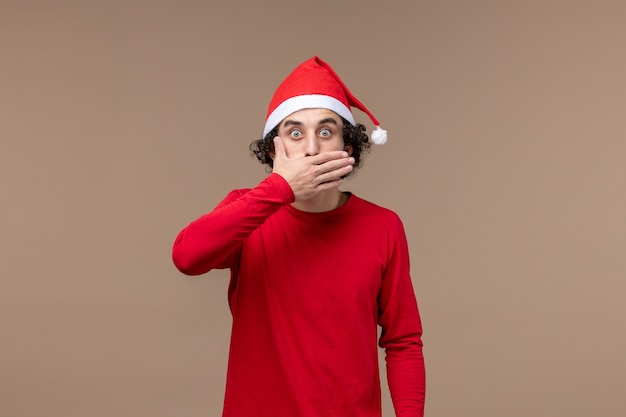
273;136;287;160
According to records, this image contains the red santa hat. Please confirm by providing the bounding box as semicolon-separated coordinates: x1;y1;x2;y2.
263;56;387;145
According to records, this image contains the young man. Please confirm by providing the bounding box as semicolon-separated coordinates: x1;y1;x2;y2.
172;56;425;417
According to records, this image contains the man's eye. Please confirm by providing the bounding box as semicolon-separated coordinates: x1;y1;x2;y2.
319;128;331;137
290;130;302;138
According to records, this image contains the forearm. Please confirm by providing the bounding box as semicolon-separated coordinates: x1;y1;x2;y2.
386;341;426;417
172;173;294;275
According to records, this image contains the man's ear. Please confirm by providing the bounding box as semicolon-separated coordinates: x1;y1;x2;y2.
269;136;278;160
344;144;353;156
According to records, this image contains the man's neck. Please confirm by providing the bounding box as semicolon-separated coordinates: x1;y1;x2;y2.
290;188;348;213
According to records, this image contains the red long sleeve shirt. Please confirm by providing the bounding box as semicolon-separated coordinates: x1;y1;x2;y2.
172;173;425;417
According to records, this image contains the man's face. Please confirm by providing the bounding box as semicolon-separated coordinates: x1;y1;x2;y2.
275;108;351;158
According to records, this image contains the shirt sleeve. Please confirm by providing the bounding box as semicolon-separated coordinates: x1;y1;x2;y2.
377;216;426;417
171;173;294;275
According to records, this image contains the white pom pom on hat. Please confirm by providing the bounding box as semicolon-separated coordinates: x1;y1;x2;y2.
264;56;387;145
370;126;388;145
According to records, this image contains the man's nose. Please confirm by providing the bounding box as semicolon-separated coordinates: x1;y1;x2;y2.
304;135;320;156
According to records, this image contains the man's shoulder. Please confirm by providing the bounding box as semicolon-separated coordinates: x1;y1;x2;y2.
350;194;403;222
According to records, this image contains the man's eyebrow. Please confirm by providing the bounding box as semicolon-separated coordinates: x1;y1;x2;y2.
318;117;338;126
281;120;302;128
281;117;339;129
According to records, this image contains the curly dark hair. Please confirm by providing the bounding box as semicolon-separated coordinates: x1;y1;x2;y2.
249;117;371;177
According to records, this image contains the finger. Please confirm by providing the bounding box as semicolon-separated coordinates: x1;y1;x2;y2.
307;150;350;165
273;136;287;160
314;156;355;175
315;163;353;184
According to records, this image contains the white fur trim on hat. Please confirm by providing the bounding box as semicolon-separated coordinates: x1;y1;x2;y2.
263;94;355;137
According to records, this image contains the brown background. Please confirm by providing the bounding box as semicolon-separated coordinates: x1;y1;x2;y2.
1;1;625;416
